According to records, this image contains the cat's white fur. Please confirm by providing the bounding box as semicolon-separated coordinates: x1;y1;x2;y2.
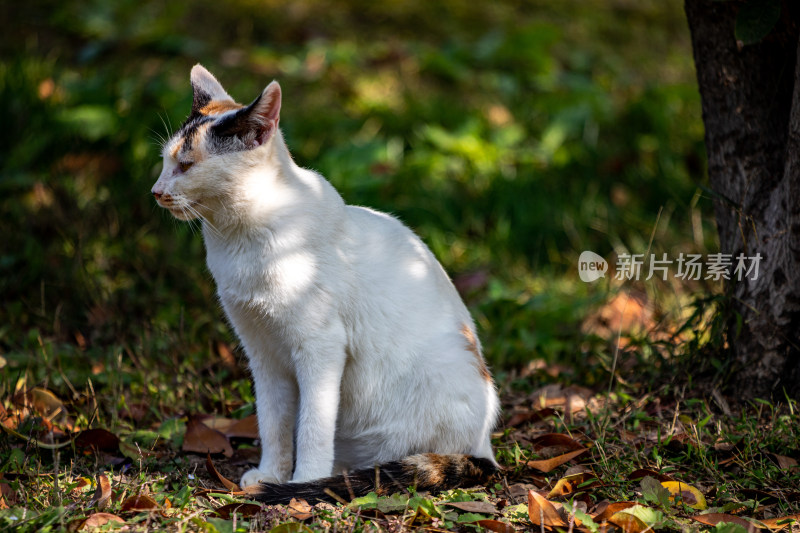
152;65;499;487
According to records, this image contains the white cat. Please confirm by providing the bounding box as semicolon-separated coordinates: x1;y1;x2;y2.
151;65;499;503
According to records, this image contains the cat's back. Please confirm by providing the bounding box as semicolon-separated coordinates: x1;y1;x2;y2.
341;204;469;322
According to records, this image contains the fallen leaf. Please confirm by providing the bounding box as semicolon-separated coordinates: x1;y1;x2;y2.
71;477;92;494
547;472;598;498
74;429;120;453
183;416;233;457
217;341;238;368
527;490;566;527
506;408;557;428
593;502;637;522
527;448;588;473
691;513;758;533
476;519;518;533
205;453;241;491
445;500;498;515
527;384;595;413
223;415;259;439
629;468;673;482
89;474;111;509
661;481;707;510
770;454;799;472
0;481;15;509
27;387;67;422
215;502;262;519
760;514;800;531
529;433;586;451
288;498;313;520
79;512;125;529
119;494;159;512
608;511;650;533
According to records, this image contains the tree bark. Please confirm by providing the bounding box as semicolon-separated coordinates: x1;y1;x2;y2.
685;0;800;399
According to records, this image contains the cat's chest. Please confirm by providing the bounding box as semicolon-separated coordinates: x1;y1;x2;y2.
204;231;320;310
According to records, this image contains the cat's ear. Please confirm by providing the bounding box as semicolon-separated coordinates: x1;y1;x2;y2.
190;64;233;114
212;81;281;148
245;81;282;145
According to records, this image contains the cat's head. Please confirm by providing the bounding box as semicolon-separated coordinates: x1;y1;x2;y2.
151;64;281;221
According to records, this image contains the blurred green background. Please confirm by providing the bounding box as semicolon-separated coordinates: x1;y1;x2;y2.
1;0;717;406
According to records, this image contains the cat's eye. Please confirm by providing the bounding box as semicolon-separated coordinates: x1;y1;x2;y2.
178;161;194;173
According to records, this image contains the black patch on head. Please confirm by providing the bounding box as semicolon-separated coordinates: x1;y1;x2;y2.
207;96;264;155
176;114;214;153
191;84;212;115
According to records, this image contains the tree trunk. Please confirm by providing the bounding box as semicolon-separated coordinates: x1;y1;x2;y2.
685;0;800;399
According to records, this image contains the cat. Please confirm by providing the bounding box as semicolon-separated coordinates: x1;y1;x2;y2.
151;64;500;504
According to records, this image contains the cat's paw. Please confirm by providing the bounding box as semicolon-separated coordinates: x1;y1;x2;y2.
240;468;282;488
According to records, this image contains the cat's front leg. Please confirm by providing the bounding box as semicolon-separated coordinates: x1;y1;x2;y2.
290;337;347;482
240;357;297;487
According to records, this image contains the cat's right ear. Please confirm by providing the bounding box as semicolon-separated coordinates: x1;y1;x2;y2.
190;64;233;114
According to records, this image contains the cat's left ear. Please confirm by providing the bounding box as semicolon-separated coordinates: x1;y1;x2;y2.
244;81;281;146
213;81;281;148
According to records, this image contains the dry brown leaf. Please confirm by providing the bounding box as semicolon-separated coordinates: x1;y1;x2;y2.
74;429;120;453
0;481;15;509
527;448;588;473
183;416;233;457
629;469;673;482
0;404;19;430
527;490;567;527
215;502;262;519
760;514;800;531
691;513;758;533
288;498;314;520
592;502;637;522
205;453;241;491
608;511;650;533
27;387;67;421
530;433;586;452
476;519;518;533
223;416;259;439
445;500;498;515
89;473;111;509
770;453;799;472
119;494;159;512
79;512;125;529
547;472;598;498
216;341;238;368
506;408;557;428
526;384;595;414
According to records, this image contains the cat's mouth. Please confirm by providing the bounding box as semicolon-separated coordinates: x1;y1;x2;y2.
157;196;203;221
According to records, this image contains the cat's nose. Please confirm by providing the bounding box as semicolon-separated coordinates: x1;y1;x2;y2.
152;190;163;200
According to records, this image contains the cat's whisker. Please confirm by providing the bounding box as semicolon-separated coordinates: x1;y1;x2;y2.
148;126;168;150
158;111;173;142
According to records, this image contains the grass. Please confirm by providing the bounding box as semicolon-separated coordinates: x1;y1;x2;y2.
2;383;799;531
3;0;798;531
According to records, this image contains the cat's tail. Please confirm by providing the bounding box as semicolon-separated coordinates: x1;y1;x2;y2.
248;454;498;505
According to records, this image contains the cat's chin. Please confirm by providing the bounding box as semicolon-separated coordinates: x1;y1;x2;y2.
168;206;201;221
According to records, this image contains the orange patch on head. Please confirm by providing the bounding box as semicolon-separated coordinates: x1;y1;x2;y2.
169;138;184;159
199;99;243;116
461;324;492;382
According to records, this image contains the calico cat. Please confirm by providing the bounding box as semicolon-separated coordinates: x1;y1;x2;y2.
151;65;499;504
